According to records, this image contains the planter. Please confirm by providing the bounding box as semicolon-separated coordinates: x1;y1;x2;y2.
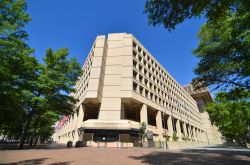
75;141;87;148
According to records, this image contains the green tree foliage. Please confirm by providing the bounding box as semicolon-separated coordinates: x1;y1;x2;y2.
144;0;250;90
193;7;250;90
138;122;147;146
172;131;179;141
0;0;38;130
0;0;82;149
144;0;249;31
18;48;82;149
206;89;250;145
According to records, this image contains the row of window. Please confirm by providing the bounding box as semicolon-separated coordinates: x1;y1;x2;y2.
72;44;95;100
132;42;202;125
132;41;200;120
132;81;201;123
132;63;201;123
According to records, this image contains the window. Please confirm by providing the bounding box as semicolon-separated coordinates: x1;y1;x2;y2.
138;46;142;52
133;50;137;58
139;65;143;73
133;82;138;91
133;41;137;48
144;79;148;86
133;70;137;79
138;55;142;62
144;69;147;76
149;72;152;79
139;74;143;83
145;89;149;97
150;93;153;100
139;86;143;95
133;60;137;68
149;82;152;89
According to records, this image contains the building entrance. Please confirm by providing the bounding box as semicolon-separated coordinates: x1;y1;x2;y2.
93;130;119;142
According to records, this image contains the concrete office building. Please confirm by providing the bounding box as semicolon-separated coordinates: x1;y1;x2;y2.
54;33;221;147
183;84;223;144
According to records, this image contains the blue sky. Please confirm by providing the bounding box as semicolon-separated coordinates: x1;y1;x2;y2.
26;0;205;86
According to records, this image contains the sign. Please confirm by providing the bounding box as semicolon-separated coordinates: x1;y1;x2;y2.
146;130;153;140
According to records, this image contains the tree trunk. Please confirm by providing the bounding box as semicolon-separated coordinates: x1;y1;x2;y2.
29;115;40;147
18;112;33;149
34;135;39;147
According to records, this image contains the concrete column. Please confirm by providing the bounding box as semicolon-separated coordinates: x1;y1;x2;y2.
77;104;85;127
188;125;192;139
74;104;85;142
183;122;187;137
192;127;197;141
176;119;182;141
72;112;78;142
140;104;148;125
156;111;163;141
198;129;201;141
167;116;173;138
195;128;198;140
121;103;125;119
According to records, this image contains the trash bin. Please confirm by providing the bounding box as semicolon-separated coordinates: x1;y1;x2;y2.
67;141;73;148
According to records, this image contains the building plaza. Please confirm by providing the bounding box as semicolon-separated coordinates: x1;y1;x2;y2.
53;33;222;148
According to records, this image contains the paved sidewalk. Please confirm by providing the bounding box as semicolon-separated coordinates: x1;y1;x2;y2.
0;145;249;165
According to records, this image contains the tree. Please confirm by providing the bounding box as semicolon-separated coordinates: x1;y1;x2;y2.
0;0;82;149
192;9;250;90
206;90;250;146
0;0;38;136
144;0;249;31
172;131;179;141
144;0;250;90
35;111;60;144
18;48;82;149
138;122;147;146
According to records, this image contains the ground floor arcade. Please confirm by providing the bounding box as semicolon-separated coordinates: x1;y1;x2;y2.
55;99;207;146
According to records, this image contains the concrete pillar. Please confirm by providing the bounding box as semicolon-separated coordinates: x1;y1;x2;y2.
156;111;163;141
121;103;125;119
167;115;173;138
198;129;201;141
195;128;198;140
192;127;197;141
183;122;187;137
188;125;192;139
74;104;85;142
176;119;182;141
140;104;148;125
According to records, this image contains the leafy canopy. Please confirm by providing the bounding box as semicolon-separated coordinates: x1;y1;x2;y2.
206;90;250;144
144;0;249;31
144;0;250;90
193;9;250;90
0;0;38;129
0;0;82;149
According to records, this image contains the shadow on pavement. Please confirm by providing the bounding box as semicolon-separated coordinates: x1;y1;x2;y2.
0;158;73;165
0;143;68;151
0;158;49;165
129;149;250;165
